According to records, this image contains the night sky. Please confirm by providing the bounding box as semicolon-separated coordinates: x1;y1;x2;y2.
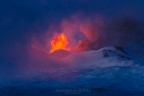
0;0;144;71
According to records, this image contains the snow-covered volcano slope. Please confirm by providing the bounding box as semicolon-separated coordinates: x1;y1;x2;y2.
0;47;134;85
1;47;144;96
61;46;133;69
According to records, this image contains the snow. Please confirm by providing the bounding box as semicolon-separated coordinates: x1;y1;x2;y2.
61;46;132;68
0;46;144;96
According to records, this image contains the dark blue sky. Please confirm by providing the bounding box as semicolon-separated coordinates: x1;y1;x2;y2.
0;0;144;42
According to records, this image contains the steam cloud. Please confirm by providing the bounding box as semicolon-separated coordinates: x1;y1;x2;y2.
47;15;144;54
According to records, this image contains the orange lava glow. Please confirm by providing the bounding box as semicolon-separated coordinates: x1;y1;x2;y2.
50;33;70;53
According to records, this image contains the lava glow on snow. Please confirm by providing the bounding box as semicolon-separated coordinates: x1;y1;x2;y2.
50;33;70;53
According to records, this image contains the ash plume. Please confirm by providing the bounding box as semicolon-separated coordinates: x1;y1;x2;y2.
68;16;144;53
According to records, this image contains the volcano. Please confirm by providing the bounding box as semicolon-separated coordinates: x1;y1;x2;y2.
61;46;132;69
1;46;143;96
49;49;72;60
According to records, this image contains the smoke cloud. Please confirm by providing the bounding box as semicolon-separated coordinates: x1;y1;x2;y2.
46;15;144;53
